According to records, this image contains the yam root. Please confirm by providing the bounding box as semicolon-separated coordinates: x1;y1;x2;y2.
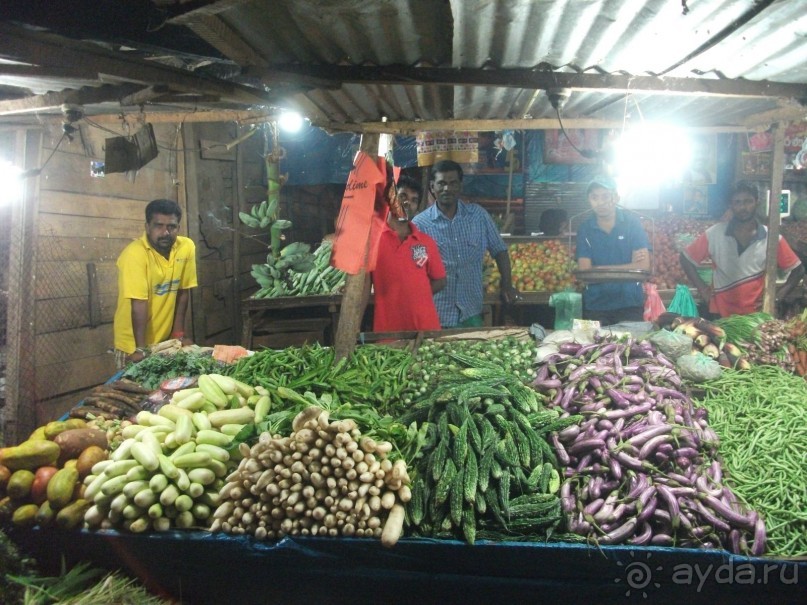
107;380;151;394
53;428;108;465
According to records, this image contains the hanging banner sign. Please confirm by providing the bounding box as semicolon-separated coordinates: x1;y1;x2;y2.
416;131;479;167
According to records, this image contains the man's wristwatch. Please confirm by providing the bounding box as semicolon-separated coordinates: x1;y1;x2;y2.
134;347;149;356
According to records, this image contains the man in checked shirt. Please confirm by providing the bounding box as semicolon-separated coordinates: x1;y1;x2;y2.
412;160;519;328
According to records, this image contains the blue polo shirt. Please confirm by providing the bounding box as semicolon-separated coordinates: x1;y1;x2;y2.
575;209;650;311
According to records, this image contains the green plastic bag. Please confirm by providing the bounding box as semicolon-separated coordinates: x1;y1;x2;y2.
549;290;582;330
667;284;699;317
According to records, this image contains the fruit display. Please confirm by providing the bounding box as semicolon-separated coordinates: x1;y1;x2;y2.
0;418;109;530
780;219;807;257
484;240;576;293
646;216;714;290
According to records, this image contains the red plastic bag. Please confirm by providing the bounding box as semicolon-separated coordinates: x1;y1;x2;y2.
643;283;666;322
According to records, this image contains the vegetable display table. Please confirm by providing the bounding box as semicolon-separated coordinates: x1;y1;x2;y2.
6;527;804;605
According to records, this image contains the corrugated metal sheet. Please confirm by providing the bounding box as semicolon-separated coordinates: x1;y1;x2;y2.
189;0;807;127
1;0;806;126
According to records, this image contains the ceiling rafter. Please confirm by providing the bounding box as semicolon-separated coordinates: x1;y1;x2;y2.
0;83;146;116
0;22;277;105
254;65;807;101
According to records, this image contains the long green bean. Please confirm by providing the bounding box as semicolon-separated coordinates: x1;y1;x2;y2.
695;366;807;557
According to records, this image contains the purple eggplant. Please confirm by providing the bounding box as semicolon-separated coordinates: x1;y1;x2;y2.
628;522;653;545
627;474;648;500
751;516;767;556
600;518;637;544
615;451;645;471
604;401;653;420
568;438;606;456
694;500;731;533
558;342;583;355
637;495;658;523
656;484;681;531
533;378;563;391
701;495;757;530
650;533;674;546
558;424;580;441
627;423;672;448
551;433;570;466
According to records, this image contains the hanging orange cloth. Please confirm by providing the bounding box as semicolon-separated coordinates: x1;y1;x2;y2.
331;152;399;274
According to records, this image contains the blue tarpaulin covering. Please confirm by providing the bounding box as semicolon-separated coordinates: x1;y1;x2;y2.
6;527;804;605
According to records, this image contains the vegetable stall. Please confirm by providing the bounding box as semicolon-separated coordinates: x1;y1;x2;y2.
2;323;807;604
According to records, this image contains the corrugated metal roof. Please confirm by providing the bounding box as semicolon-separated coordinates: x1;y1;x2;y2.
0;0;806;128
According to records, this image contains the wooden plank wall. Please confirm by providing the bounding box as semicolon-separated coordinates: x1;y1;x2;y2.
183;123;267;345
33;121;182;425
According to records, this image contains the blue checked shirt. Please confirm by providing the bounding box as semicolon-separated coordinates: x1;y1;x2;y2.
413;201;507;327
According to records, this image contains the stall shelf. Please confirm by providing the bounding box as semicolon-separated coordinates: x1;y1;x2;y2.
5;526;804;605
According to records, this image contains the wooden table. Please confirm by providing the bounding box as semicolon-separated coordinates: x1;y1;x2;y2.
241;294;344;348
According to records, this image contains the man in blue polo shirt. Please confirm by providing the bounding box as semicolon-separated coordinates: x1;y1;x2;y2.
413;160;519;328
576;176;650;325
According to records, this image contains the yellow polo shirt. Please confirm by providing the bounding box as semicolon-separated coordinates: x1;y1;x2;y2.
114;234;197;353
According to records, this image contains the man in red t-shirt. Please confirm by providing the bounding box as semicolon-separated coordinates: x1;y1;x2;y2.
370;176;446;332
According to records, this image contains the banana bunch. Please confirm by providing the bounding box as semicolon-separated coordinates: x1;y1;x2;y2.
671;316;749;369
251;241;346;299
239;198;279;230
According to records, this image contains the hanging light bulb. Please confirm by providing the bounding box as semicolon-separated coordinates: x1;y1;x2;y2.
278;111;304;133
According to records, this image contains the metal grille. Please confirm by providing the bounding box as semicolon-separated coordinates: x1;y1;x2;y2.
524;181;590;234
0;200;8;442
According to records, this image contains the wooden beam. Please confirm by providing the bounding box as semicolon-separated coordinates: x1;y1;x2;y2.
323;118;754;135
0;22;277;106
762;123;787;316
739;101;807;129
0;83;145;116
120;85;171;106
87;108;276;125
258;65;807;100
334;133;381;360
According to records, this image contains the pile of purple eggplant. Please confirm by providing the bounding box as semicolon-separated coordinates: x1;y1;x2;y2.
534;336;765;555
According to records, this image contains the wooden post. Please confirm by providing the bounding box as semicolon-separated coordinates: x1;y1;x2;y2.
182;123;206;344
762;122;787;316
334;133;381;360
5;127;42;443
86;262;101;328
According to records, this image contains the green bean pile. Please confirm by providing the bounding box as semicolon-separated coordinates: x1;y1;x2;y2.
696;366;807;557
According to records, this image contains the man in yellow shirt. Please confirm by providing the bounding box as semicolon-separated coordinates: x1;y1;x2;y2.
113;199;198;368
